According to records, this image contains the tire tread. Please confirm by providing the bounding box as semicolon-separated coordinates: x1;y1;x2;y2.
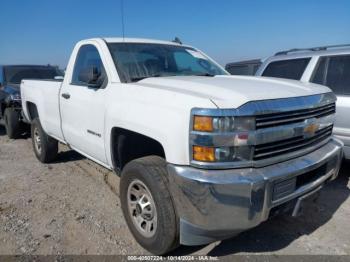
31;118;58;163
120;156;179;255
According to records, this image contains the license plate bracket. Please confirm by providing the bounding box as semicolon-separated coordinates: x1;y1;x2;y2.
292;186;322;217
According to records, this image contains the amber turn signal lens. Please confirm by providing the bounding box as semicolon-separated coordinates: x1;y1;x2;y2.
193;116;213;132
193;146;215;162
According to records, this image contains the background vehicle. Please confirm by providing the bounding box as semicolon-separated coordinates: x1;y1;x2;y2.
225;59;262;75
0;65;63;138
256;44;350;159
21;38;343;255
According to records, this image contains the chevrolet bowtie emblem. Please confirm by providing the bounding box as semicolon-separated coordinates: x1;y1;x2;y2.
303;119;320;138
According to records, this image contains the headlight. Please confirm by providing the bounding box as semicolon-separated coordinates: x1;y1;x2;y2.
190;109;255;168
193;115;254;132
193;115;235;132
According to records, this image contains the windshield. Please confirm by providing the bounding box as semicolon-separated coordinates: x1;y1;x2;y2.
4;66;64;85
107;43;228;82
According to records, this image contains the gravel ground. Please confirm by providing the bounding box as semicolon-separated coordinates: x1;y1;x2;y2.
0;125;349;257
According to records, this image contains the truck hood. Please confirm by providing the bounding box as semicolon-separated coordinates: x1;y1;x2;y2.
3;84;21;94
137;75;331;108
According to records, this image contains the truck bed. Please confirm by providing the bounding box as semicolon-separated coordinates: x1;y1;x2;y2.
21;79;64;142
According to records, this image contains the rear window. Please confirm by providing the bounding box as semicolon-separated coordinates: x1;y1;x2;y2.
262;58;311;80
311;55;350;95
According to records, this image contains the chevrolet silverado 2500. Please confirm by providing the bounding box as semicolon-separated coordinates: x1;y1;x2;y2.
21;38;343;255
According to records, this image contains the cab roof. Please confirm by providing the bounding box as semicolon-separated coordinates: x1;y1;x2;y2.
103;37;181;46
83;37;194;49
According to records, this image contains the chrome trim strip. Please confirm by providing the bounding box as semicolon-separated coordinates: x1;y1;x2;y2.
190;131;255;147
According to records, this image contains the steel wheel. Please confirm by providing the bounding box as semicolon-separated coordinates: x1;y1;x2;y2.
33;126;42;154
127;179;157;238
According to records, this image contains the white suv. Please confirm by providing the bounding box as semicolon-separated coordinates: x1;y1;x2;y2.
256;44;350;159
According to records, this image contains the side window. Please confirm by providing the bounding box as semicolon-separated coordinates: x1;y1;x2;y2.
325;55;350;95
262;58;311;80
71;45;106;86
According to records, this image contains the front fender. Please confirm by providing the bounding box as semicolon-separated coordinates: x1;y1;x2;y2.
103;83;217;167
104;101;191;166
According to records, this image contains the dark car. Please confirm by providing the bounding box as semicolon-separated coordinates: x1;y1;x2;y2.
0;65;63;138
225;59;262;76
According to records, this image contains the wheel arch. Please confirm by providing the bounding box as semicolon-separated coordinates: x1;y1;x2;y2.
110;127;166;174
25;102;39;122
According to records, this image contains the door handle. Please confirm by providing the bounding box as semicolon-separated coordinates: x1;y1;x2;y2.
61;93;70;99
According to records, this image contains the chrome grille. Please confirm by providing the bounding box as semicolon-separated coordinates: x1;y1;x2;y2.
256;103;336;129
254;125;333;161
189;93;336;169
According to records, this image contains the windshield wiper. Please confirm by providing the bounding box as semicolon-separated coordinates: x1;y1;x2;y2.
130;72;215;82
193;73;215;77
130;74;173;82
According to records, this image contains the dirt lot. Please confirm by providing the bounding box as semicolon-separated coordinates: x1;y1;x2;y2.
0;125;349;257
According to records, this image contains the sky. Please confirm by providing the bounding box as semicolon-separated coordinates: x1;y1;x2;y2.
1;0;350;68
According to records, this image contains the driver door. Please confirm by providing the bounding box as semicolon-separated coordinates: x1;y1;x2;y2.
60;44;108;164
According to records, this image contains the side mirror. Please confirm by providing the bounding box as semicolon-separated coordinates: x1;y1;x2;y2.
78;66;101;88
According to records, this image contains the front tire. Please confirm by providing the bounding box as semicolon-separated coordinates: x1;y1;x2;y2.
31;118;58;163
4;108;22;139
120;156;179;255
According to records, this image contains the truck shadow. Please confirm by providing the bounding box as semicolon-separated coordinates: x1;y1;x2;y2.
0;125;30;139
54;149;86;163
172;160;350;256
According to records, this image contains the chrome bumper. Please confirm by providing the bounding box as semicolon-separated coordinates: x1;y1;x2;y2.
167;137;343;246
334;133;350;159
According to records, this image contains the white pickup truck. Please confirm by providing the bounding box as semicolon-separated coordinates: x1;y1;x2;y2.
21;38;343;255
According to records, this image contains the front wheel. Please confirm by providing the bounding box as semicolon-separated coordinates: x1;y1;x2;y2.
120;156;179;255
31;118;58;163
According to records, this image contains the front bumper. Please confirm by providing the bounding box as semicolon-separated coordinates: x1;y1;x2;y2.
167;137;343;246
334;133;350;159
